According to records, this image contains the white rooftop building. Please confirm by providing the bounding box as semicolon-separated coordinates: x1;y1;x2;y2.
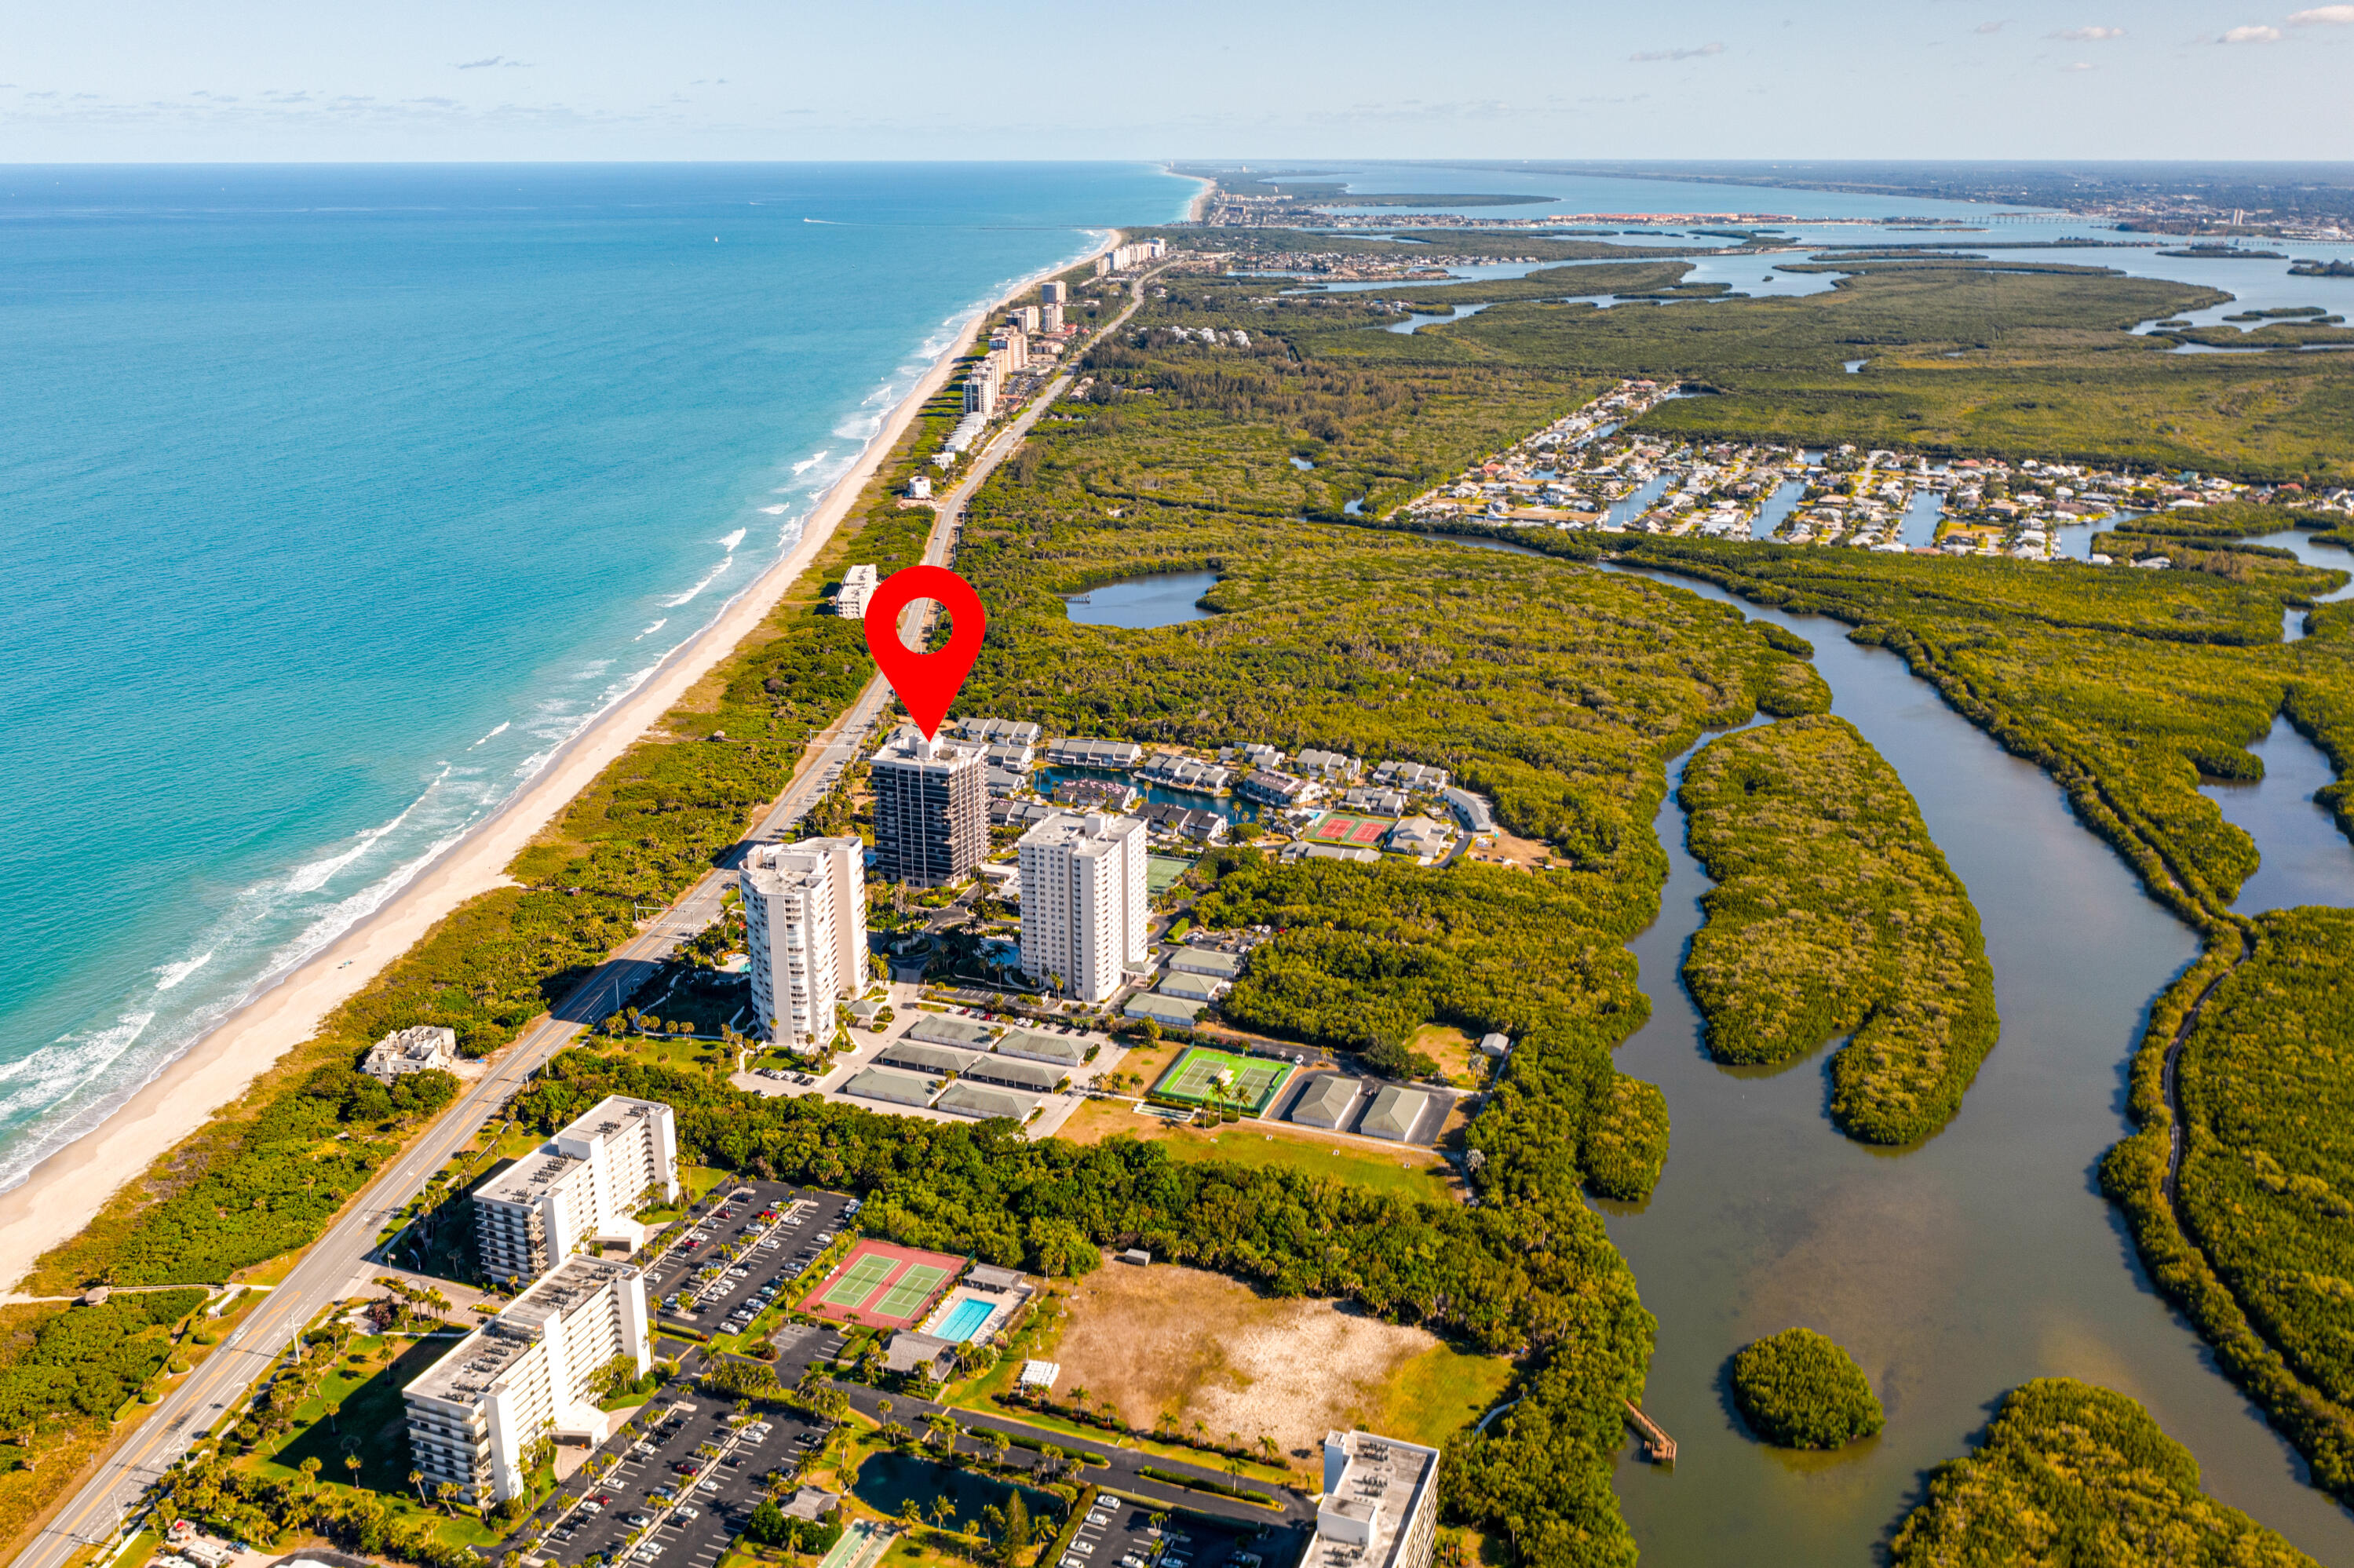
1301;1431;1440;1568
472;1096;678;1284
1018;811;1148;1002
403;1256;651;1506
834;563;879;618
741;837;867;1049
362;1025;458;1082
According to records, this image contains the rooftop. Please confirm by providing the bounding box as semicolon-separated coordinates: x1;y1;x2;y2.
406;1322;536;1408
505;1254;639;1326
552;1093;670;1149
474;1147;588;1209
1307;1431;1440;1568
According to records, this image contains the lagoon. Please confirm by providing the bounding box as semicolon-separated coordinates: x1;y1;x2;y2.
1063;571;1218;629
1596;562;2354;1564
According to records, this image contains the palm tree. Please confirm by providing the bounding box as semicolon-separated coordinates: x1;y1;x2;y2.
298;1457;322;1493
435;1480;460;1516
900;1500;923;1530
408;1468;425;1505
323;1401;341;1433
344;1453;363;1487
929;1497;957;1532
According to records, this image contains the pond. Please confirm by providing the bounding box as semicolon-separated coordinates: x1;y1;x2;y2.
1064;571;1218;629
1590;561;2354;1564
852;1451;1055;1532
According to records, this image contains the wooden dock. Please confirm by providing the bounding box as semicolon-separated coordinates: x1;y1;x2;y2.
1622;1399;1677;1464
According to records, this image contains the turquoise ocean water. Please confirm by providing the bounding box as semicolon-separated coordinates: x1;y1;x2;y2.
0;163;1189;1192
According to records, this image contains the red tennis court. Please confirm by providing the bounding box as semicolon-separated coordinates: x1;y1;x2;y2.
804;1238;966;1329
1310;812;1395;845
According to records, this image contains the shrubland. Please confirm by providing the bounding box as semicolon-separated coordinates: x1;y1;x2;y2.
1728;1327;1883;1450
1679;715;1998;1144
1889;1379;2316;1566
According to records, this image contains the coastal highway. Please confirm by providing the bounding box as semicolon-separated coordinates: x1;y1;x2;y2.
16;258;1160;1568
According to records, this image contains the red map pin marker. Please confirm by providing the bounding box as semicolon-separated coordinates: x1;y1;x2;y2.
862;564;987;741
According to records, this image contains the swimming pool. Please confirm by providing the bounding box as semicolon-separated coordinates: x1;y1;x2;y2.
935;1296;994;1342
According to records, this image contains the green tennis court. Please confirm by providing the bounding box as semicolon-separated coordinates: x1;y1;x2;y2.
819;1250;897;1309
873;1262;953;1320
1152;1046;1295;1114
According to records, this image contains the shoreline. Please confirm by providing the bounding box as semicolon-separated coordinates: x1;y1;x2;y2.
0;235;1114;1295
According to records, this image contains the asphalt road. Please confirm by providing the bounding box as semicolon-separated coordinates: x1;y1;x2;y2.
16;265;1161;1568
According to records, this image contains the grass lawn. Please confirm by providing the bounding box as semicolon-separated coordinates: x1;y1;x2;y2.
1053;1107;1455;1203
1144;855;1198;897
1363;1342;1518;1450
247;1333;459;1501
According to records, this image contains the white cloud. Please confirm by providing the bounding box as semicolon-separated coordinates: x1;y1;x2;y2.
2063;59;2096;69
1976;20;2007;33
454;56;532;70
1629;42;1725;61
2049;26;2125;39
2289;4;2354;21
2218;23;2283;39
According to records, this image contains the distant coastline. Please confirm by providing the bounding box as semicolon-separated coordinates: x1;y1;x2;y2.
0;229;1123;1294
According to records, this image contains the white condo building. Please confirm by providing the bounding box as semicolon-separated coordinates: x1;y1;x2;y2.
1299;1431;1440;1568
834;563;879;618
741;837;867;1048
1017;811;1148;1001
472;1096;678;1283
404;1256;651;1505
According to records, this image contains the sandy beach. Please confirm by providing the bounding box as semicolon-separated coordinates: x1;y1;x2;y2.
0;242;1112;1295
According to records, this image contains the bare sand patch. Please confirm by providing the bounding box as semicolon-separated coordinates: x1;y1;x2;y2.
1051;1261;1440;1459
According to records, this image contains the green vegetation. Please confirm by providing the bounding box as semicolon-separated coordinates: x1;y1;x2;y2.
1727;1327;1883;1450
1889;1379;2316;1566
1679;716;1999;1144
2151;909;2354;1482
1195;246;2354;482
1576;534;2354;1494
1605;537;2352;923
0;1288;205;1433
517;1045;1651;1559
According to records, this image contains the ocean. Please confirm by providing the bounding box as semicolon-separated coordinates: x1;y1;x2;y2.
0;162;1191;1194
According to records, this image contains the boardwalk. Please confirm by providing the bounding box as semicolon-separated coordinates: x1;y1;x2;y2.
1623;1399;1677;1464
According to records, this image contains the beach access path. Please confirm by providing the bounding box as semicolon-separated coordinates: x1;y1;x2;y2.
10;255;1163;1568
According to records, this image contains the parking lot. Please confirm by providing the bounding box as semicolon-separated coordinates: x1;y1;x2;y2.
526;1388;840;1568
1061;1496;1272;1568
643;1182;858;1339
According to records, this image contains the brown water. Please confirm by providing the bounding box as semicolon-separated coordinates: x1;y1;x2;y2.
1591;564;2354;1564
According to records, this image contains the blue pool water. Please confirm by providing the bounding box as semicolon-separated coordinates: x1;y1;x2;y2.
934;1296;995;1342
0;162;1189;1193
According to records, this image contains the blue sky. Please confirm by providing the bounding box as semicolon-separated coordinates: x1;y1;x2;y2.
2;0;2349;161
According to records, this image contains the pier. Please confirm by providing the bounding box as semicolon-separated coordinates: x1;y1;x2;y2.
1622;1399;1677;1464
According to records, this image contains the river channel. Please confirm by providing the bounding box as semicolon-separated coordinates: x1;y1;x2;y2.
1581;555;2354;1563
1064;549;2354;1559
